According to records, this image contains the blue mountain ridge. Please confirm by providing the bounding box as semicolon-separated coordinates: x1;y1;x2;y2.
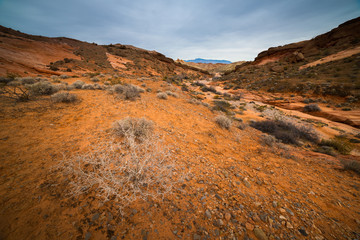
185;58;232;64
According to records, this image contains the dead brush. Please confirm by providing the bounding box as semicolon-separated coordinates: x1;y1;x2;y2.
58;118;184;213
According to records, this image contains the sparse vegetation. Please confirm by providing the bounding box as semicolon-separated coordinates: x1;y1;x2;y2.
304;103;321;112
113;84;143;100
71;80;85;89
319;137;353;155
113;117;154;141
51;92;78;103
165;91;179;98
341;159;360;174
28;82;58;96
157;92;168;99
215;115;232;129
0;85;31;101
251;119;319;144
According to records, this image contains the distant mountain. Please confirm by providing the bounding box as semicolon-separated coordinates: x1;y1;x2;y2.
185;58;232;64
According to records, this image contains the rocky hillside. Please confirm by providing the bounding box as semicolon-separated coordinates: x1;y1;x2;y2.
0;25;207;78
220;17;360;99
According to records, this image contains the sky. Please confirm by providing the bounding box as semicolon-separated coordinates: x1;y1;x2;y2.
0;0;359;62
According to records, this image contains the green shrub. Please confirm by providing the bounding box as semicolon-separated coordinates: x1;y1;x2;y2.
319;137;353;155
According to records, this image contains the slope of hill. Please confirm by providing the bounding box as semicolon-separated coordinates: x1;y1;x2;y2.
0;25;207;78
185;58;232;64
220;17;360;98
178;60;247;75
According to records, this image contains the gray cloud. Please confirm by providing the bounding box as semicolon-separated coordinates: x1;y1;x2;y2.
0;0;359;61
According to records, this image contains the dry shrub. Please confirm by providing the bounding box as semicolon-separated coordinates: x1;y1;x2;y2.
28;82;58;96
319;137;353;155
157;92;168;100
341;160;360;174
304;103;321;112
82;84;95;90
59;118;182;212
165;91;179;98
51;92;78;103
251;119;318;145
0;85;31;101
112;84;143;100
71;80;85;89
215;115;232;129
113;117;154;141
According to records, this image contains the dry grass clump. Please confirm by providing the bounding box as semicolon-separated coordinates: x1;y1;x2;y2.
113;117;154;141
319;137;353;155
304;103;321;112
215;115;232;129
28;82;58;96
112;84;143;100
51;92;78;103
82;84;95;90
165;91;179;98
251;119;318;145
341;160;360;175
59;117;182;212
157;92;168;100
71;80;85;89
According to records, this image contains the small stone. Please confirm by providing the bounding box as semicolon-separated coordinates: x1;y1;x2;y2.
110;236;117;240
225;213;231;221
217;219;224;226
298;228;308;236
279;208;286;213
243;179;251;188
141;230;148;240
272;201;278;208
245;222;254;231
286;222;293;229
215;194;222;201
92;213;100;221
85;232;91;240
252;213;261;222
254;228;268;240
285;208;294;216
205;209;212;219
193;234;201;240
259;213;268;223
279;215;287;220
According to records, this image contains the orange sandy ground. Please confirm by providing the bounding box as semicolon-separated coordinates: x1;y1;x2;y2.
0;78;360;240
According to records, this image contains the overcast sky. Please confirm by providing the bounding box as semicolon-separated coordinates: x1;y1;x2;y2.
0;0;359;61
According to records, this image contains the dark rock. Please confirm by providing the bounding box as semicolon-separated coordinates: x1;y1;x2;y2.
92;213;100;221
298;227;308;236
205;209;212;219
85;232;92;240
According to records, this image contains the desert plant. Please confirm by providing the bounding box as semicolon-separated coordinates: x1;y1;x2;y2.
59;135;180;212
212;100;233;113
319;137;353;155
18;77;37;85
251;119;318;144
157;92;168;100
90;77;100;82
28;82;58;96
0;85;31;101
215;115;232;130
59;74;69;79
71;80;85;89
51;92;78;103
165;91;178;98
82;84;95;90
113;117;154;141
304;103;321;112
341;160;360;174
